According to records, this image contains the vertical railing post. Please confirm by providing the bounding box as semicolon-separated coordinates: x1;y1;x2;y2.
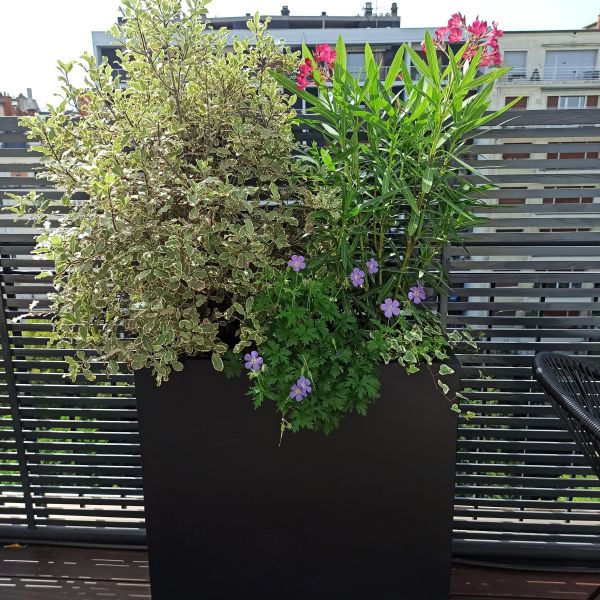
0;268;36;529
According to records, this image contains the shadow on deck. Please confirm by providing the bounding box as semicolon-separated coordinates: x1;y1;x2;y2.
0;545;599;599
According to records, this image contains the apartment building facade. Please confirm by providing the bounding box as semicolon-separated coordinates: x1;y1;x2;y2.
491;28;600;111
92;4;428;104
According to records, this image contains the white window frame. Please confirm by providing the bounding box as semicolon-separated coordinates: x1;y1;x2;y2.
557;95;586;109
504;51;527;80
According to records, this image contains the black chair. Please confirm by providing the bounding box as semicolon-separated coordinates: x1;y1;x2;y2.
534;353;600;600
534;352;600;480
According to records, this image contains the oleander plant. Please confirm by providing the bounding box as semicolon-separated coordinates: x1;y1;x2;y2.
249;14;515;432
15;2;515;434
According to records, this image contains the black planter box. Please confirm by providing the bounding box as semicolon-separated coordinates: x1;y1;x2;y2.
135;357;460;600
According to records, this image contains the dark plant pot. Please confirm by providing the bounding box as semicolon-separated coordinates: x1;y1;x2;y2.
135;357;460;600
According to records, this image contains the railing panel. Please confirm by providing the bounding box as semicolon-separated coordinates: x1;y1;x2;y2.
451;109;600;560
0;112;599;557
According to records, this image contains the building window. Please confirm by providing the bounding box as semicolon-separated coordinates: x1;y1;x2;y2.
544;49;598;80
543;186;595;204
504;51;527;80
347;53;365;78
499;187;527;205
546;141;598;161
505;96;528;110
558;95;586;109
547;95;589;109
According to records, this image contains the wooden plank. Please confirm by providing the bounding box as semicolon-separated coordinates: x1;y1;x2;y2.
451;564;600;599
2;546;600;600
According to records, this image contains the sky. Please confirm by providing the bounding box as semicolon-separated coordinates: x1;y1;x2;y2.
1;0;598;108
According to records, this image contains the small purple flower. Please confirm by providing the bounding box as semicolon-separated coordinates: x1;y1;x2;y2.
296;375;312;395
289;384;305;402
366;257;379;275
288;255;306;272
349;267;365;287
380;298;401;319
408;283;426;305
244;350;263;371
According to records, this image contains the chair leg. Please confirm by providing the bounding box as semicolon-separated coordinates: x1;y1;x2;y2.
587;585;600;600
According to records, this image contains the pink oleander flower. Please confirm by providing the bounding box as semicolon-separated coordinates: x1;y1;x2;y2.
447;12;465;29
299;58;313;77
489;21;503;40
447;26;464;42
296;75;309;91
297;75;310;91
314;43;336;66
467;17;488;37
295;45;336;90
423;13;502;67
434;26;448;40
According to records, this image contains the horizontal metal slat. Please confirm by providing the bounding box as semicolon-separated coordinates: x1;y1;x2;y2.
483;109;600;126
463;232;600;245
472;142;600;153
477;187;600;199
470;126;600;139
467;158;600;169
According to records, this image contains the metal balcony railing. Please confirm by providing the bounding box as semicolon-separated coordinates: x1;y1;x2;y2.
502;66;600;83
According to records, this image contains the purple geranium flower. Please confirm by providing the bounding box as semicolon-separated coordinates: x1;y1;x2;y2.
380;298;401;319
366;257;379;275
289;383;305;402
296;375;312;395
349;267;365;287
408;283;426;305
288;255;306;272
244;350;263;371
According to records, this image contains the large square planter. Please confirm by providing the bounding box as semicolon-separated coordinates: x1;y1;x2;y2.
135;357;460;599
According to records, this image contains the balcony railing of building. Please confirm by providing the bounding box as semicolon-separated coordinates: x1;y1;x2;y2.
502;66;600;83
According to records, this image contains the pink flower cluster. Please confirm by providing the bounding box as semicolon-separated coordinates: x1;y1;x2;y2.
296;44;337;91
424;13;503;67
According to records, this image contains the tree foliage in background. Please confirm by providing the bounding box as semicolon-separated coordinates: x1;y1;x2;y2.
16;0;316;381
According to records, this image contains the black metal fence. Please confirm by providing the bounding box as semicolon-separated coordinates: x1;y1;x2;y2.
0;110;599;557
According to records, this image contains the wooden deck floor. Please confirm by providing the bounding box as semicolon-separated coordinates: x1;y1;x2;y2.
0;545;599;599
